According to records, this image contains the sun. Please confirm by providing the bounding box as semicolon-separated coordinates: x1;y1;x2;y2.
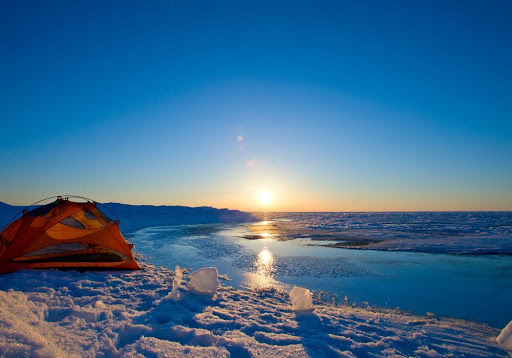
259;190;273;206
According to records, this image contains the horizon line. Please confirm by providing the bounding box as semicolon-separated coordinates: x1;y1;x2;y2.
1;199;511;213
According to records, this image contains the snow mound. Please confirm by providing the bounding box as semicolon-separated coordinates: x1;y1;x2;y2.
289;286;313;311
189;267;220;293
497;319;512;350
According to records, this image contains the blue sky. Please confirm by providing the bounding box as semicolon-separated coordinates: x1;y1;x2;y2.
1;0;511;210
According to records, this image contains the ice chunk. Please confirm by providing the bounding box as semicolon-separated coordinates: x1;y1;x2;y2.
289;286;313;311
189;267;220;293
497;319;512;350
171;265;183;300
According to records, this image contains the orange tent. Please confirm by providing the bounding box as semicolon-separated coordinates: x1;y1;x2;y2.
0;197;140;274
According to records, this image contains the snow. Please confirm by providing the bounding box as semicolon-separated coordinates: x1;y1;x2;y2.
171;265;183;300
289;287;313;311
188;267;220;293
497;319;512;350
0;262;508;357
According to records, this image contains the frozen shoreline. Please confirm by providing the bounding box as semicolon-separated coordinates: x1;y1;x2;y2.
0;261;509;357
132;223;512;328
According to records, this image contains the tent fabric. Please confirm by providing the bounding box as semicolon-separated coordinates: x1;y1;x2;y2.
0;198;140;274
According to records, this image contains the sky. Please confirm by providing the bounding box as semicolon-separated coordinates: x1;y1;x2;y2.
0;0;511;211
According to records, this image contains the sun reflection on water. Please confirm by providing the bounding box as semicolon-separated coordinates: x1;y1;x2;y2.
250;220;280;240
246;247;277;289
257;247;275;276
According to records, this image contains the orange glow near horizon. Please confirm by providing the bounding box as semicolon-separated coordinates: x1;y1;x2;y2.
10;178;509;212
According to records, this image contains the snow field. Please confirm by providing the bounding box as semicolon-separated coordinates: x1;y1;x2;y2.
0;261;509;357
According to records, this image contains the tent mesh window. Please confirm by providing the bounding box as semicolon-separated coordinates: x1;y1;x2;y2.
97;210;115;224
14;244;128;263
82;210;105;228
18;252;125;263
21;243;87;256
60;217;85;229
84;210;99;221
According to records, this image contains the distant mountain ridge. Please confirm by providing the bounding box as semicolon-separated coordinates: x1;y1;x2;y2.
101;202;256;232
0;201;257;233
